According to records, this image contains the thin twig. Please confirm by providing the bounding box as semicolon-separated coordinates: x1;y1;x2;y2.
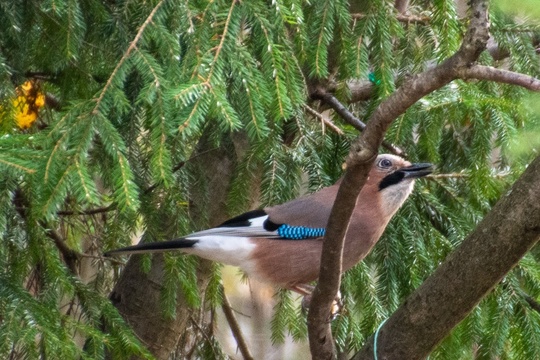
57;204;116;216
426;173;469;179
312;89;405;156
303;105;345;135
143;161;185;195
426;172;511;179
221;287;254;360
188;315;221;359
41;224;80;274
525;295;540;314
79;252;125;265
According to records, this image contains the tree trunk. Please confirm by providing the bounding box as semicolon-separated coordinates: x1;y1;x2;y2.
353;155;540;360
109;128;244;359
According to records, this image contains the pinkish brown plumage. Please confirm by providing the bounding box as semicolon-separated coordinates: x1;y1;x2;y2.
106;154;432;295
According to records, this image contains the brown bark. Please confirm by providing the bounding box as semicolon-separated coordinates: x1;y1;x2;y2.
109;129;243;359
353;155;540;360
307;1;490;358
109;254;208;359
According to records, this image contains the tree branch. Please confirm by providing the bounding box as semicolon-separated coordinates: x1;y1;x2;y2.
525;294;540;314
41;224;80;274
458;65;540;91
426;171;510;179
221;288;254;360
353;154;540;360
311;89;405;156
303;105;345;136
57;204;116;216
347;80;375;103
307;1;490;358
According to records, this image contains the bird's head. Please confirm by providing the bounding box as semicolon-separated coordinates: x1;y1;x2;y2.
368;154;433;217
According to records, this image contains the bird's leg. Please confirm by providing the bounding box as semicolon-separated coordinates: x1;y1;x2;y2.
288;284;342;319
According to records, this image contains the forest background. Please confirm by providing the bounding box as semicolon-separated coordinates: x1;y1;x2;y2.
1;0;540;359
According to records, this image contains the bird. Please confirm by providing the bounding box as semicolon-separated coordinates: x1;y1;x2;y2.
105;154;432;297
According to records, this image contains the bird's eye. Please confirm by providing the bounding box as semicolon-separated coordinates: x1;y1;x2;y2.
378;158;393;168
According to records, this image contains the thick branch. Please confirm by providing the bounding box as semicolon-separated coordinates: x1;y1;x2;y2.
353;154;540;360
307;152;375;360
307;1;490;358
347;80;375;103
459;65;540;91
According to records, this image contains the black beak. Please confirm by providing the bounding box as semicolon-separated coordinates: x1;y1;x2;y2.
379;162;434;191
401;163;434;179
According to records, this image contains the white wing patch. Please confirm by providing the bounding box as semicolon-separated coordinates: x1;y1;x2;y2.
247;215;268;227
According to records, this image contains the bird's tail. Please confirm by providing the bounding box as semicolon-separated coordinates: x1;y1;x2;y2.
104;238;198;257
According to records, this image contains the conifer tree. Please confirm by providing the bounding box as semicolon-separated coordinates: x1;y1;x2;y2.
0;0;539;359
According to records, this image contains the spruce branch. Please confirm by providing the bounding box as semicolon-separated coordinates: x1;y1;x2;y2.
0;158;36;174
144;147;219;194
221;288;254;360
92;0;165;114
13;188;81;274
204;0;237;85
458;65;540;92
58;149;218;216
143;161;186;194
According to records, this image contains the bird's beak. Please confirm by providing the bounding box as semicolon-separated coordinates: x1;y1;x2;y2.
401;163;434;179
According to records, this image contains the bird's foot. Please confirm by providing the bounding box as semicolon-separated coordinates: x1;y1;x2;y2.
290;284;342;320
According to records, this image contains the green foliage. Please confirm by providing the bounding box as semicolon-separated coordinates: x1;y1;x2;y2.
0;0;540;358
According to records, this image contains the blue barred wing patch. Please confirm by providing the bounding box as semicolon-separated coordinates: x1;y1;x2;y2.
277;224;326;240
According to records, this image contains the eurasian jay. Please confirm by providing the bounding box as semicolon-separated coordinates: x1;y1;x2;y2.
105;154;432;297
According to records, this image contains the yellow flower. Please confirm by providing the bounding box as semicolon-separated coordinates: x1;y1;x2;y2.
13;95;38;129
7;80;47;129
35;93;46;108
